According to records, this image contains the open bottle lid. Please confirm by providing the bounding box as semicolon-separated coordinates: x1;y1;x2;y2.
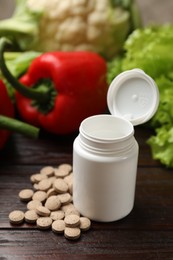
107;69;160;126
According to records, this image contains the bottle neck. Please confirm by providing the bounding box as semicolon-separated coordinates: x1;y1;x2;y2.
78;114;135;155
79;132;135;156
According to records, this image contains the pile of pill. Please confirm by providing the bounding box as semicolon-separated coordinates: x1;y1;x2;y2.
9;164;91;240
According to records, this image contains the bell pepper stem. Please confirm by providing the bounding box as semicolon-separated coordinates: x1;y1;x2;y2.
0;115;39;139
0;37;50;103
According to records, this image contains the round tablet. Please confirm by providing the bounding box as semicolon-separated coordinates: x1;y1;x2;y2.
25;210;39;223
40;166;55;177
64;227;81;240
58;164;72;173
64;214;80;228
36;206;50;217
27;200;42;210
80;217;91;231
33;183;40;190
45;196;61;211
48;176;57;185
57;193;72;205
47;188;57;198
68;183;73;195
54;168;69;178
65;207;80;217
61;203;75;213
53;179;68;194
38;179;52;191
36;217;52;230
32;173;48;183
32;191;47;203
19;189;34;202
9;210;25;224
52;220;65;234
64;173;73;185
30;173;41;184
50;210;65;221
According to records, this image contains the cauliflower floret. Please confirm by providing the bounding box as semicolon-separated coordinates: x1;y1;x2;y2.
52;1;71;20
87;26;102;42
95;0;108;11
7;0;132;58
72;0;88;6
88;11;107;26
56;17;87;44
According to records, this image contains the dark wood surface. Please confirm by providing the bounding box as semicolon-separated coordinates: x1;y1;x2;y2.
0;126;173;260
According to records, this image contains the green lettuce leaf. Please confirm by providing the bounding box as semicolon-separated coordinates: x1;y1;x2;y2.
147;126;173;167
107;24;173;167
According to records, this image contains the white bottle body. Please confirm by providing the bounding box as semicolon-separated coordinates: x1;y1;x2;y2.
73;115;139;222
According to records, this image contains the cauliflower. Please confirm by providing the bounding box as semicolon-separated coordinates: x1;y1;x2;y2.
0;0;141;59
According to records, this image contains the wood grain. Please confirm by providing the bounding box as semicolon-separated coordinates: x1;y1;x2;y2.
0;127;173;259
0;1;173;259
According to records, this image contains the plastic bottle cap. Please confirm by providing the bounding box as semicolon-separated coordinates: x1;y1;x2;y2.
107;69;160;126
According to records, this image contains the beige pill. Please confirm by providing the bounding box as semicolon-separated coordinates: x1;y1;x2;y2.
61;203;76;213
38;179;52;191
9;210;25;224
65;207;80;217
36;206;51;217
19;189;34;202
50;210;65;221
57;193;72;205
48;176;57;185
32;191;47;203
52;219;65;234
64;214;80;228
64;227;81;240
33;183;40;190
64;173;73;185
68;183;73;195
80;217;91;231
25;210;39;223
30;174;37;183
40;166;55;177
53;178;68;194
27;200;42;210
36;217;52;230
58;163;72;173
30;173;46;184
45;196;61;211
54;168;69;178
47;188;57;198
64;174;73;195
33;173;48;183
32;173;43;183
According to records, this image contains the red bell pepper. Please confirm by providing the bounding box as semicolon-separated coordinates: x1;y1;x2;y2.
0;79;39;150
0;80;14;149
0;38;108;135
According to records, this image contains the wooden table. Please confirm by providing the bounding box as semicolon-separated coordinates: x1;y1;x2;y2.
0;126;173;260
1;1;173;259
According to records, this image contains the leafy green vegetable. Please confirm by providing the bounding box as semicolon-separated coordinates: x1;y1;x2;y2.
147;126;173;167
107;56;123;83
150;75;173;128
0;0;41;51
107;24;173;167
108;25;173;82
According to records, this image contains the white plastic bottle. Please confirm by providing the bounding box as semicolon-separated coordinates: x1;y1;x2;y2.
73;69;159;222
